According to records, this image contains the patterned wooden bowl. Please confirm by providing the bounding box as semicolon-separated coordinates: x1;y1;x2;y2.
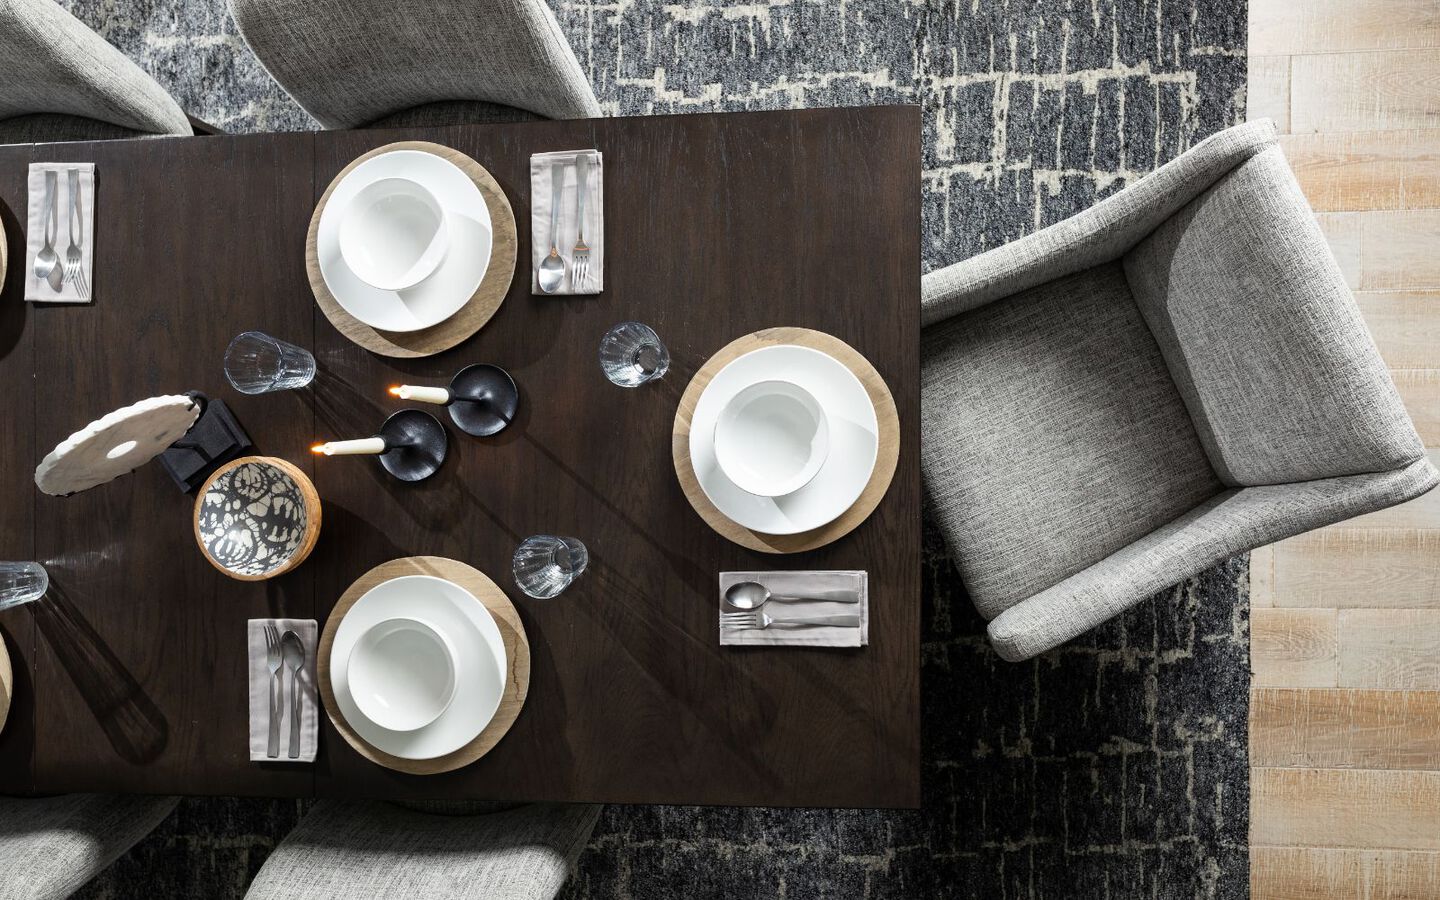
193;456;321;581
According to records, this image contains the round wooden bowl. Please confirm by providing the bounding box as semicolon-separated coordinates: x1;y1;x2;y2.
193;456;321;581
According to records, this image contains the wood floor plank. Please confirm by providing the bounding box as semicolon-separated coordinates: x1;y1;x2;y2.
1393;369;1440;445
1248;55;1292;133
1250;688;1440;770
1291;50;1440;134
1280;131;1440;212
1252;608;1338;687
1272;528;1440;609
1336;451;1440;529
1252;545;1276;608
1251;768;1440;849
1250;0;1440;57
1338;609;1440;689
1317;211;1440;292
1252;847;1440;900
1357;293;1440;369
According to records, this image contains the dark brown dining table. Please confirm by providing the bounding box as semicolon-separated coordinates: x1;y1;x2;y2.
0;105;921;808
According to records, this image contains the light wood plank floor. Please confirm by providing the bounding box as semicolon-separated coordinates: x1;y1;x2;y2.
1248;1;1440;896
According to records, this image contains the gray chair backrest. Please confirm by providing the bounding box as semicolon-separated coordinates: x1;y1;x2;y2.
0;0;190;135
228;0;602;129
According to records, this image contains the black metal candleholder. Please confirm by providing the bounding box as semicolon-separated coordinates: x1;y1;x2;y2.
445;364;519;437
377;410;448;482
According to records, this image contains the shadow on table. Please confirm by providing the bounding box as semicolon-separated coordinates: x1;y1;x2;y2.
30;582;168;764
0;199;28;363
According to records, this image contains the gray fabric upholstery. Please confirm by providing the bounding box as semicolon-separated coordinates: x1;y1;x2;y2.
244;801;600;900
0;794;179;900
0;0;190;140
364;100;543;131
0;113;147;145
228;0;602;130
922;119;1439;661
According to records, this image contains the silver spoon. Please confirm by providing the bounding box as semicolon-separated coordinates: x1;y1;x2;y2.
34;170;60;287
537;162;566;293
723;580;860;610
281;630;306;759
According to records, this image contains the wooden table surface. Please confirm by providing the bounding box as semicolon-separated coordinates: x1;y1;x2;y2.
0;106;921;808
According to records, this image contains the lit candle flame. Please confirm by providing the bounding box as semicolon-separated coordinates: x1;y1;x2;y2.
310;444;326;454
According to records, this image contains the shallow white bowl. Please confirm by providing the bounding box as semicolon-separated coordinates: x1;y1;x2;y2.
713;379;830;497
339;177;450;292
346;615;457;732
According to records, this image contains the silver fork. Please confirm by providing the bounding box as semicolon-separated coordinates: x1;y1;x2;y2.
64;168;89;300
570;154;590;291
720;611;862;630
264;624;283;758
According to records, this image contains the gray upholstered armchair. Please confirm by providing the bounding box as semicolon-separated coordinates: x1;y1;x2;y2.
0;794;178;898
228;0;601;130
921;119;1438;662
0;0;192;144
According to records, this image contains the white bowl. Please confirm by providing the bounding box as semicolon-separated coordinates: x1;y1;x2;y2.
713;379;830;497
346;616;457;732
339;177;450;291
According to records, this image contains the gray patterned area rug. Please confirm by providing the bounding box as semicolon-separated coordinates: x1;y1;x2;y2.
61;1;1249;897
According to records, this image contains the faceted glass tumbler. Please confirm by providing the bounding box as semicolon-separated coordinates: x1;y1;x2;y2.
0;562;48;612
225;331;316;394
512;536;588;599
599;322;669;387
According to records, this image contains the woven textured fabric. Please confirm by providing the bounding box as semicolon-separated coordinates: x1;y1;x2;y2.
364;100;543;130
227;0;601;129
921;119;1437;659
920;120;1276;327
1124;146;1423;486
0;794;179;900
0;113;149;144
243;801;600;900
921;260;1223;617
988;457;1440;661
0;0;189;138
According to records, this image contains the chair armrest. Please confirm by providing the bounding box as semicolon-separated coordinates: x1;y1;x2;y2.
986;457;1439;661
921;120;1278;327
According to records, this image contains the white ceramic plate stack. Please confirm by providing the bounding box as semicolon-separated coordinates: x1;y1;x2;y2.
689;345;881;535
316;150;493;333
329;575;507;760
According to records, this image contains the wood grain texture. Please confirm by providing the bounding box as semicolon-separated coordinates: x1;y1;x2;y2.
1393;369;1440;445
307;108;922;808
1252;545;1276;608
1356;293;1440;369
1251;768;1440;849
193;456;322;582
1291;50;1440;134
306;140;516;358
1250;0;1440;56
1338;609;1440;689
1253;847;1440;900
1250;688;1440;769
1317;210;1440;291
1272;528;1440;608
1252;608;1338;687
1338;451;1440;529
1281;131;1440;212
1248;56;1292;133
317;556;529;775
671;327;900;554
0;636;10;738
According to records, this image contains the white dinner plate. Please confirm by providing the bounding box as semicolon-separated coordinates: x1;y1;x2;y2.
689;345;879;534
317;150;492;332
330;575;507;760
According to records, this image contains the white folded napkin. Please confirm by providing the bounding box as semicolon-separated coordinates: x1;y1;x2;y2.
530;149;603;295
25;162;95;303
719;571;869;648
248;619;319;763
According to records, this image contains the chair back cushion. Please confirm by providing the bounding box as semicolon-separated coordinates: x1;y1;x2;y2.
1123;146;1422;486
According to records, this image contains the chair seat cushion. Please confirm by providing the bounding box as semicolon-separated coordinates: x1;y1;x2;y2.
921;260;1224;618
0;794;178;900
0;113;147;144
244;801;600;900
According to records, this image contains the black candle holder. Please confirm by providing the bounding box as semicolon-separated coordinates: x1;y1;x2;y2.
377;410;448;482
445;364;519;437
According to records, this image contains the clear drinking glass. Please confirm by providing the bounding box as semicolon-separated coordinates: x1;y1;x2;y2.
224;331;317;394
512;536;588;599
599;322;670;387
0;562;48;612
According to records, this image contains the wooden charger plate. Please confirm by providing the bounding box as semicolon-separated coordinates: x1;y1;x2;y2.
0;633;11;737
306;141;517;358
673;327;900;554
318;556;529;775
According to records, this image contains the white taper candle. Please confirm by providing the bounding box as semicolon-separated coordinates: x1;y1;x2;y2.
391;385;451;405
312;438;386;456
